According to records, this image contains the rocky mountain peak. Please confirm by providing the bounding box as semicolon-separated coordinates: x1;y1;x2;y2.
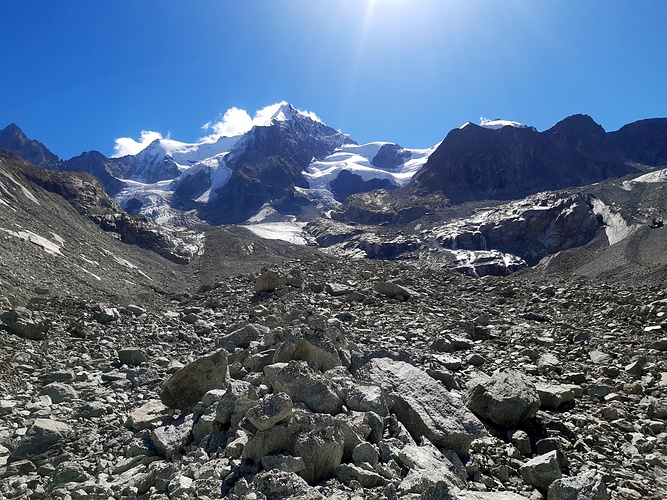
0;123;62;169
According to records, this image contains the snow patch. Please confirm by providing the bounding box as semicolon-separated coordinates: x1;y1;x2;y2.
241;221;307;246
590;198;640;245
479;117;531;130
622;167;667;189
1;228;63;255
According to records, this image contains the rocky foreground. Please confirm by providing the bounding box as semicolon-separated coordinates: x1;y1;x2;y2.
1;258;666;499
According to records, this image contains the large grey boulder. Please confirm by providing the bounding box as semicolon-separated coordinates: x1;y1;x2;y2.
11;418;71;459
272;361;343;415
245;392;293;431
243;412;345;485
356;358;485;456
39;382;78;404
273;328;349;371
160;349;229;411
397;439;464;494
1;307;50;340
466;369;541;428
548;470;608;500
520;450;562;491
374;281;418;301
249;470;325;499
150;415;194;459
215;380;258;426
255;270;287;293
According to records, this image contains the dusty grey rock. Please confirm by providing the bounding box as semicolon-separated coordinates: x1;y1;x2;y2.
336;463;387;488
357;358;485;456
11;418;71;459
1;307;50;339
260;454;306;473
39;381;78;403
243;412;345;485
215;380;258;425
250;470;325;499
245;392;293;431
160;349;229;411
255;270;287;293
466;369;541;428
151;415;194;459
374;281;417;300
520;450;562;491
118;348;148;366
272;361;343;415
217;324;265;351
535;382;576;409
274;328;348;371
325;282;355;296
548;469;608;500
509;429;532;456
650;338;667;350
397;439;464;494
352;442;379;466
126;400;170;430
94;306;119;324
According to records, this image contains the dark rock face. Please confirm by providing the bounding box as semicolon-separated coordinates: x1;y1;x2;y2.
61;151;132;196
0;123;61;169
610;118;667;166
370;143;412;169
409;115;640;203
330;170;397;201
205;108;352;223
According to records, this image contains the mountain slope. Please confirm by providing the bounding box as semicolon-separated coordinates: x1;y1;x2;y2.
409;114;638;203
0;123;62;169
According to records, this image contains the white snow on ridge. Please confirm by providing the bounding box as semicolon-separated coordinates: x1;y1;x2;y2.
304;142;436;191
241;220;307;246
622;167;667;189
460;118;533;130
590;198;640;245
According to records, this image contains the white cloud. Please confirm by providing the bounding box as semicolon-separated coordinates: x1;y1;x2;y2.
200;102;323;142
113;130;163;157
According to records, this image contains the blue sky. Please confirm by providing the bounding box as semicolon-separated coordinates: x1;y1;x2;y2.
1;0;666;159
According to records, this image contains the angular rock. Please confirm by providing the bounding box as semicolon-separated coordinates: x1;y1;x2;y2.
397;439;464;494
374;281;417;300
11;418;71;459
118;348;148;367
245;392;293;431
274;328;348;371
217;324;265;352
255;270;287;293
1;307;50;340
336;463;387;488
151;415;194;459
126;400;170;430
260;454;306;473
536;382;576;409
243;412;345;485
547;469;608;500
356;358;485;456
272;361;343;415
39;382;78;404
160;349;229;411
250;470;325;499
215;380;258;425
520;450;562;491
466;369;541;428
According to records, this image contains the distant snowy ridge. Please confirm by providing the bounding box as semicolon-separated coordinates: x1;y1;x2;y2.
460;117;534;130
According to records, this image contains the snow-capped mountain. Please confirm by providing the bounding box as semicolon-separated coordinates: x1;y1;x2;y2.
109;102;438;225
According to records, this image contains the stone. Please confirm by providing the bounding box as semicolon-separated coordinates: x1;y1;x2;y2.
151;415;194;459
11;418;71;459
325;282;355;296
520;450;562;491
243;412;345;485
273;328;348;371
118;348;148;366
255;270;287;293
1;307;50;340
260;454;306;473
94;306;119;324
272;361;343;415
160;349;229;411
535;382;576;409
397;439;464;494
356;358;485;456
374;281;417;300
650;338;667;350
509;430;532;456
352;442;380;466
215;380;259;425
466;369;541;428
547;469;608;500
336;463;387;488
250;470;324;499
127;400;170;430
245;392;293;431
217;324;265;352
39;382;78;403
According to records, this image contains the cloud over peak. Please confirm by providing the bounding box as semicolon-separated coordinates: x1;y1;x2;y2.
113;130;163;157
